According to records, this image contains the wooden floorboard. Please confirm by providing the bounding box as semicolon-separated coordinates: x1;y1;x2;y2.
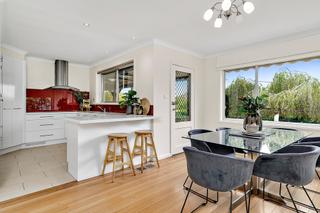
0;154;319;213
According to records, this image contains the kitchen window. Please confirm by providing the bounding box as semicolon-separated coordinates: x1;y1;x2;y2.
224;57;320;124
99;61;134;103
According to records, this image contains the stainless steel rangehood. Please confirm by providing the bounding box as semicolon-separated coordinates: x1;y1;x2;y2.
47;60;79;91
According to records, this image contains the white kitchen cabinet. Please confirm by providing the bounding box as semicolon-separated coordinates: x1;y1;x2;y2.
25;112;77;144
2;108;24;149
1;49;26;149
2;54;25;109
2;109;12;148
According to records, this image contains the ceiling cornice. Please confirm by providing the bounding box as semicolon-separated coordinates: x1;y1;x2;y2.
205;28;320;59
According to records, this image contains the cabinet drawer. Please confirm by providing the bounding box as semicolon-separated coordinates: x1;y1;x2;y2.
26;113;65;121
26;129;65;143
26;119;65;131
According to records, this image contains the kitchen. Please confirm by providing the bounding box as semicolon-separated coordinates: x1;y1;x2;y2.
0;46;158;201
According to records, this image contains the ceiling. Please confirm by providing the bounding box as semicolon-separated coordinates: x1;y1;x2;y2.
3;0;320;65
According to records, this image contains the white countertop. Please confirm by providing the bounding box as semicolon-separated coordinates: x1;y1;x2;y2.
64;112;154;124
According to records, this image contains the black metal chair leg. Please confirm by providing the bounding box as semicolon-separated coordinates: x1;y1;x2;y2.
285;184;299;213
262;179;266;200
248;179;252;213
229;191;233;213
190;188;209;213
216;191;219;203
302;186;318;213
181;181;193;213
279;183;284;198
243;185;248;213
183;176;189;188
316;170;320;180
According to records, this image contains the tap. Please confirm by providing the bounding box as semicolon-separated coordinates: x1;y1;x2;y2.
97;106;107;113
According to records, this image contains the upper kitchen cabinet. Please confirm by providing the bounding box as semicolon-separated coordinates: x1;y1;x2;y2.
2;47;26;109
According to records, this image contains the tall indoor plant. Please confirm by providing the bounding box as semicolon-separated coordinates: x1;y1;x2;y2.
119;89;139;114
240;95;267;132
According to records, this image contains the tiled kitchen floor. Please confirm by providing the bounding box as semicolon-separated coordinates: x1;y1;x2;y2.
0;144;75;202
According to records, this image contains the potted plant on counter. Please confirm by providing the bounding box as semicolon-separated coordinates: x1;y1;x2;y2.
240;95;267;132
119;89;139;114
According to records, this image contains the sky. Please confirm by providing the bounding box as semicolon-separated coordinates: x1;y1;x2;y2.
225;58;320;87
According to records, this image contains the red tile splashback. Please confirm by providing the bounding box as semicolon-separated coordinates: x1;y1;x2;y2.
26;89;153;115
26;89;89;112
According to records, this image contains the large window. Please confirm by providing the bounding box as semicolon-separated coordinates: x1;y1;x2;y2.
100;61;134;103
224;57;320;124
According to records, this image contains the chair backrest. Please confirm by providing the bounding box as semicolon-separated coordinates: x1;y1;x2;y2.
297;140;320;167
254;145;320;186
183;147;254;192
188;129;212;152
272;127;298;131
216;127;231;131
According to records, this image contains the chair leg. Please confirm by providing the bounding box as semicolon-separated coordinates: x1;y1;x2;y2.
262;178;266;200
124;139;136;176
180;181;193;213
229;191;233;213
248;179;252;213
101;138;111;175
190;188;209;213
279;183;284;198
302;186;318;213
243;185;248;213
112;139;117;183
183;176;189;188
316;170;320;180
140;135;145;173
285;184;299;212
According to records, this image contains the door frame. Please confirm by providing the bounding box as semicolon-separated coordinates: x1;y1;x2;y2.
170;64;195;155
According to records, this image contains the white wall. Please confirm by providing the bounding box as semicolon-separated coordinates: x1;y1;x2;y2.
26;57;90;91
90;44;154;104
153;44;204;156
89;42;205;158
203;32;320;134
0;0;4;46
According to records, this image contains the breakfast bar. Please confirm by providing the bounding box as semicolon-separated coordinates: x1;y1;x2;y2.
65;112;154;181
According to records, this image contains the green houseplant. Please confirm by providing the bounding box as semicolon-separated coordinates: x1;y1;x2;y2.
240;95;267;132
119;89;139;114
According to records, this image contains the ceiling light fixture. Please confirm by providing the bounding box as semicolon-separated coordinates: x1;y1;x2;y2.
203;0;255;28
82;23;90;27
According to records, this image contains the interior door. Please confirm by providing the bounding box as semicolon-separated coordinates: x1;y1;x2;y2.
170;65;194;154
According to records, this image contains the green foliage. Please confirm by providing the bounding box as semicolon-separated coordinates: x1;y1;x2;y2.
73;91;84;104
268;70;311;94
239;95;268;116
225;69;320;123
119;89;139;108
225;78;255;118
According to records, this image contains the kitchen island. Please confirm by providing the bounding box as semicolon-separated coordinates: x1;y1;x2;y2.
65;112;154;181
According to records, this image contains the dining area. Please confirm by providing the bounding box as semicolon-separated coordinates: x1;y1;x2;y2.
180;127;320;213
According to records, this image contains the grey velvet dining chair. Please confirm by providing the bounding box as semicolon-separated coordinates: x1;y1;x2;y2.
181;147;254;213
183;129;235;204
253;145;320;212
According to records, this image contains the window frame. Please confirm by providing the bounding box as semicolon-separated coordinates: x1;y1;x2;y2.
221;55;320;129
99;62;134;104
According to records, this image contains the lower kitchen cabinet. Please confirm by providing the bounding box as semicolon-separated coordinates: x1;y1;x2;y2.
2;109;24;149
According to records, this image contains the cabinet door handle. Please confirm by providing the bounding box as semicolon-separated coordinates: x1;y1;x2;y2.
40;124;54;126
40;134;54;137
13;107;22;110
40;116;54;118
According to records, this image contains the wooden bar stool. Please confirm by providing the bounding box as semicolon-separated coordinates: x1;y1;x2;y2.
102;133;136;182
132;130;160;173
